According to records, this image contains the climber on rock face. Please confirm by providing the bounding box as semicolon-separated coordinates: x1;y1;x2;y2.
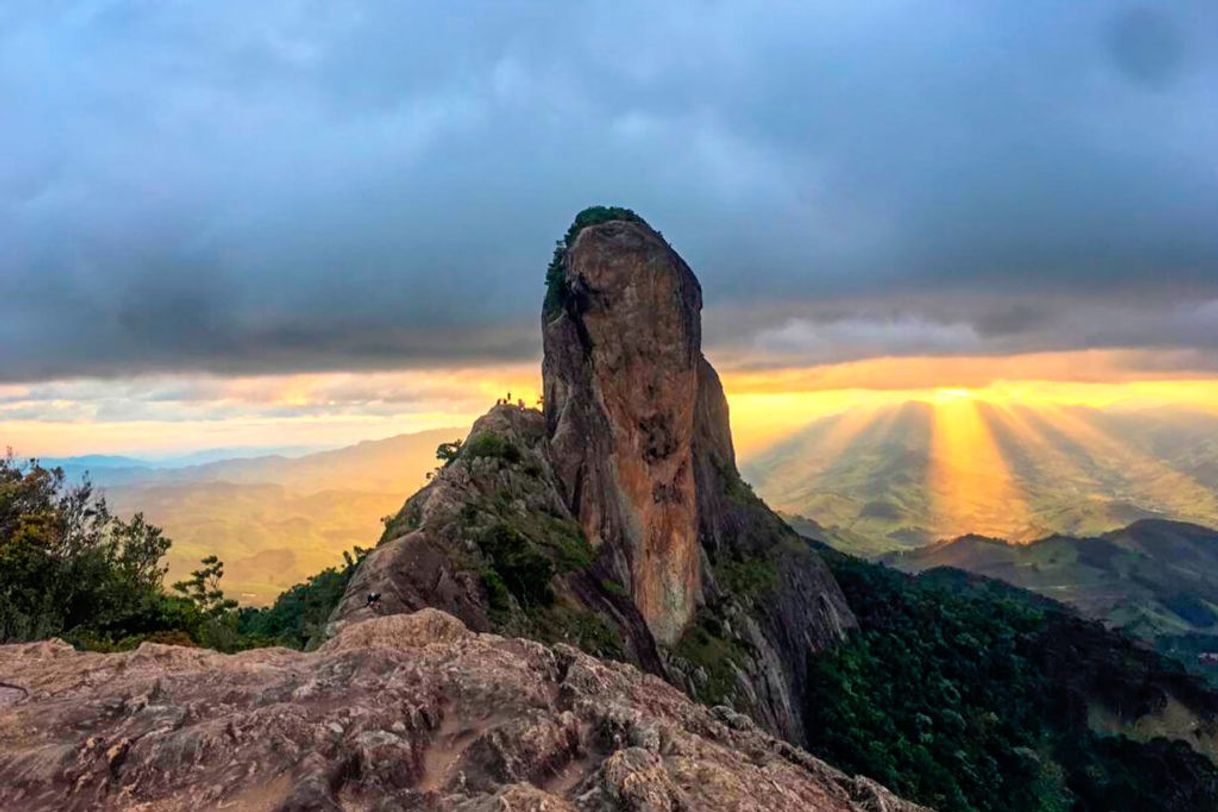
365;592;381;609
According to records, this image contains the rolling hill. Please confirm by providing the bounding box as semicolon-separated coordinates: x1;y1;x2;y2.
882;519;1218;686
741;401;1218;554
67;428;463;604
884;519;1218;639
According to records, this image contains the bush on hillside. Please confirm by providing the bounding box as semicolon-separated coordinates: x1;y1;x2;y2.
464;431;523;464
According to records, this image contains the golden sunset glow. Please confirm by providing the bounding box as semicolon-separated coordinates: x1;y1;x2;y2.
5;349;1218;553
1035;404;1218;519
1;365;543;458
719;351;1218;541
721;349;1218;456
719;348;1218;396
7;349;1218;464
928;395;1030;539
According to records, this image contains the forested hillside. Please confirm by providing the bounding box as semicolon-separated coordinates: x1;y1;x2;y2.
804;546;1218;811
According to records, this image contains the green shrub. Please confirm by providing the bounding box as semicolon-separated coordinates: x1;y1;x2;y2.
0;456;178;645
380;501;423;543
673;609;752;707
0;455;376;654
601;577;627;597
477;523;554;608
435;439;463;466
544;205;648;317
464;431;523;464
482;568;512;618
538;605;624;660
714;557;778;599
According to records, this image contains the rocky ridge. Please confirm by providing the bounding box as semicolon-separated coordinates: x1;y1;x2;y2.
333;210;854;744
0;609;926;811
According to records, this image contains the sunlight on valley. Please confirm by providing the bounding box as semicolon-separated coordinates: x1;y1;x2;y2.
734;375;1218;545
928;392;1031;540
1035;404;1218;522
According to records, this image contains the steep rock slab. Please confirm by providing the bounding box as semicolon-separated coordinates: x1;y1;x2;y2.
543;220;704;645
543;215;855;742
0;611;928;812
685;357;856;742
330;404;665;673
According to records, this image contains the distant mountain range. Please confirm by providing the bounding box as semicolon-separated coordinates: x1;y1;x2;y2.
880;518;1218;686
47;398;1218;604
51;428;462;604
42;446;323;473
743;401;1218;554
883;519;1218;638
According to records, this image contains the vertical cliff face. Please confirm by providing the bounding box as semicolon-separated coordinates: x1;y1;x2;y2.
543;220;703;645
541;214;855;743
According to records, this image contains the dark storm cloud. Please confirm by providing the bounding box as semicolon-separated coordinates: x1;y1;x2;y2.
2;0;1217;382
709;292;1218;372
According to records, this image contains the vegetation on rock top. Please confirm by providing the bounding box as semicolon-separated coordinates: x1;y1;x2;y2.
464;430;525;464
544;205;649;317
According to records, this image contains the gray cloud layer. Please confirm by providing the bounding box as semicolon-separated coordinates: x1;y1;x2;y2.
2;1;1217;382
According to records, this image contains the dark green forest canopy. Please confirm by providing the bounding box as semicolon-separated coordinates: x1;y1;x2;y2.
803;547;1218;812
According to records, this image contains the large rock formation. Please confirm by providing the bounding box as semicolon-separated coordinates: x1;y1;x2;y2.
330;403;667;674
0;611;927;811
332;208;854;745
542;220;704;645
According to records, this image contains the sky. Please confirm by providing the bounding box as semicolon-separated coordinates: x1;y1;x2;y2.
3;1;1217;458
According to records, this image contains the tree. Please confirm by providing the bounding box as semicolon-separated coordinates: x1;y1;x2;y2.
436;439;463;466
544;206;649;317
0;454;175;645
172;555;242;650
173;555;238;618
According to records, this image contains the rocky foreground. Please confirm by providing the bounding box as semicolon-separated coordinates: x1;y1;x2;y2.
0;610;924;811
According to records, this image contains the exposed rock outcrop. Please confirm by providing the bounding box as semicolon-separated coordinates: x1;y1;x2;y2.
332;209;854;746
543;221;704;645
0;611;928;811
330;403;666;674
542;215;855;742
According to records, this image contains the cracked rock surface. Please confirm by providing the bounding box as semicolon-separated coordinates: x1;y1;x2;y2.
0;610;926;811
